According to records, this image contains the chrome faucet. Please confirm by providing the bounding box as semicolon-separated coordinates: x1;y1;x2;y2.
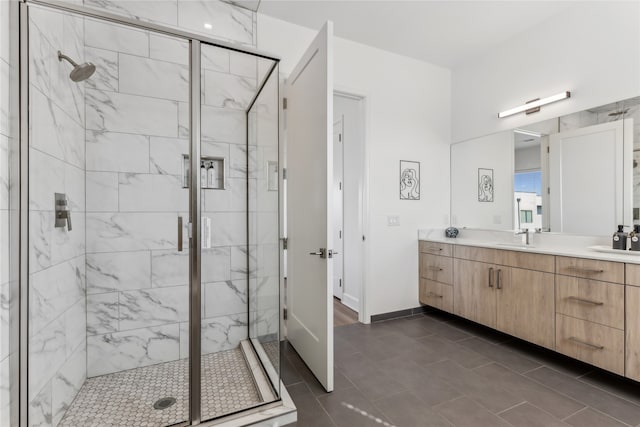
515;228;530;245
55;193;72;231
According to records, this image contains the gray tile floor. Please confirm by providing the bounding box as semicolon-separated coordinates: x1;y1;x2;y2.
282;311;640;427
60;347;262;426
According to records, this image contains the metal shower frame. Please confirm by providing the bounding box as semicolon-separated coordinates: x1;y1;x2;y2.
16;0;281;425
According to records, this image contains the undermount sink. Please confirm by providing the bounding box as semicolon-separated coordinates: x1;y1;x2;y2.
494;242;536;249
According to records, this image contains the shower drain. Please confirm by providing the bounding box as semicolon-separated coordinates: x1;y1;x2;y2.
153;397;177;410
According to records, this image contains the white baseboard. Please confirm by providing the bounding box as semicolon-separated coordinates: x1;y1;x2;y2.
341;293;359;313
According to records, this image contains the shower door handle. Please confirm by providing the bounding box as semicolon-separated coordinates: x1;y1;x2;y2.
178;216;183;252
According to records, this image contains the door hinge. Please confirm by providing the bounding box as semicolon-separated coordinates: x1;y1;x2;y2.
283;308;288;320
339;278;342;288
282;237;288;250
339;133;342;142
547;146;550;153
339;230;342;239
282;168;287;180
547;187;550;195
339;182;342;190
283;98;288;110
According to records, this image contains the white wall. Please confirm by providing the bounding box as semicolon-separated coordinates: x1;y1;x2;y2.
450;132;514;230
258;15;451;320
514;145;541;172
452;1;640;143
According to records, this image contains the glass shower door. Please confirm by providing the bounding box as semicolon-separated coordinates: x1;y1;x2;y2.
27;5;191;426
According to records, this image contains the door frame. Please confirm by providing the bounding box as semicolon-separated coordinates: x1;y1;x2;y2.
333;88;370;324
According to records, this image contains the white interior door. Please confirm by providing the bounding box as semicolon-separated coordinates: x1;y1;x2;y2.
285;21;334;392
333;119;344;300
549;120;633;235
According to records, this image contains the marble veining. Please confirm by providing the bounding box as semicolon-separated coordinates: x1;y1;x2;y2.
87;293;119;335
86;88;178;137
87;323;180;377
84;47;118;92
204;280;248;318
83;0;179;27
119;53;189;102
87;251;151;294
118;286;189;331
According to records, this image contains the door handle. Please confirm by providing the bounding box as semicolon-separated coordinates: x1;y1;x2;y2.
309;248;327;258
496;269;503;289
488;267;494;288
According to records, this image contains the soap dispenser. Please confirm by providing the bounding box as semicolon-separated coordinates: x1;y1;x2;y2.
613;225;628;250
631;225;640;251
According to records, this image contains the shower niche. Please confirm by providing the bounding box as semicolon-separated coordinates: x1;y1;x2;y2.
182;155;226;190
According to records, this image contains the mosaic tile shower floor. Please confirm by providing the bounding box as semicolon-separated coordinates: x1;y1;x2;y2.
59;348;263;427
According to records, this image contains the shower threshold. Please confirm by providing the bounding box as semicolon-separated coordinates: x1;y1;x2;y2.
59;342;274;426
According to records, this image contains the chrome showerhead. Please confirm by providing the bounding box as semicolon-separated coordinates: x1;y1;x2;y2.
57;50;96;82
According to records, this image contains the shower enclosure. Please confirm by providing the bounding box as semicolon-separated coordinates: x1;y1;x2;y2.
16;1;283;425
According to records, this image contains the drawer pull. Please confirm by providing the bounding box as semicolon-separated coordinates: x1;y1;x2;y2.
567;296;604;306
568;337;604;350
496;269;503;290
565;266;605;275
488;267;494;288
427;266;444;271
427;292;443;299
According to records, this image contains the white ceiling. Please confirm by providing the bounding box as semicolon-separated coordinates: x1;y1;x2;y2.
258;1;578;68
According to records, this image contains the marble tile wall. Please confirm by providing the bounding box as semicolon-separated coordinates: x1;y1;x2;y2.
27;7;87;427
0;1;17;426
83;23;266;376
81;0;257;48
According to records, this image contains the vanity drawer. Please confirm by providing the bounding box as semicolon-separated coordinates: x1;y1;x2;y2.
625;264;640;287
504;251;555;273
453;245;502;264
555;276;624;329
419;241;452;257
420;254;453;284
556;256;624;284
556;314;624;375
420;279;453;313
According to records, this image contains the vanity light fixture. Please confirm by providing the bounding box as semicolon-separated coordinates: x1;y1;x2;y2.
498;91;571;118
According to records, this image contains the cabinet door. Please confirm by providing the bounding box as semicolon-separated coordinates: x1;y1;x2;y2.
497;267;555;350
453;258;496;328
627;285;640;381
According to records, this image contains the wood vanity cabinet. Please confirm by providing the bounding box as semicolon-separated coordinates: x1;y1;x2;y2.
419;242;454;313
555;256;625;375
453;258;499;328
496;267;555;350
419;240;640;381
625;264;640;381
452;246;555;349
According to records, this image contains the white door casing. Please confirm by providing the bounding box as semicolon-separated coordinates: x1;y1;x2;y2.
333;119;344;300
285;21;334;392
549;120;633;235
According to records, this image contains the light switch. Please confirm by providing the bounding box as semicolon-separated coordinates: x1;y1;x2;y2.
387;216;400;226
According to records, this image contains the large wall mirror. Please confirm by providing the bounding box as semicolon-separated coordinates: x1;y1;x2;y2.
450;95;640;236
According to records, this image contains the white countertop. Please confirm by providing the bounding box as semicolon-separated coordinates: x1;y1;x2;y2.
418;228;640;264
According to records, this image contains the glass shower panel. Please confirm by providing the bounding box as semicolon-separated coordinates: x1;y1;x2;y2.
27;7;190;426
248;64;281;393
199;42;280;422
